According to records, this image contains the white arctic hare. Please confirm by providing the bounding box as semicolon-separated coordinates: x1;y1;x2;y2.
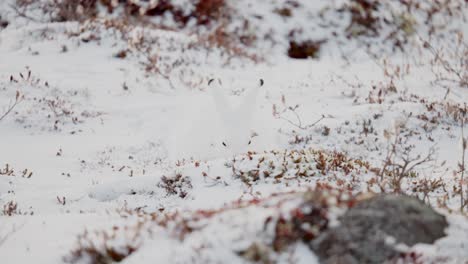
208;78;264;155
169;78;263;162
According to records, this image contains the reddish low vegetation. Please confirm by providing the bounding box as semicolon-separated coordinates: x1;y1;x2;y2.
269;188;356;252
66;188;356;263
22;0;227;26
287;40;324;59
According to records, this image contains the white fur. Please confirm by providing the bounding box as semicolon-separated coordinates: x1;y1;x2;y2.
209;79;263;155
168;79;263;161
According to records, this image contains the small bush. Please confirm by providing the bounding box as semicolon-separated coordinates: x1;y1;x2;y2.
194;0;226;25
158;173;192;198
287;40;324;59
54;0;98;22
269;188;355;252
23;0;227;26
65;228;139;264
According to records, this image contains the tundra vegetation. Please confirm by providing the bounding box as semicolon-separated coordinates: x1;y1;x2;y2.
1;0;468;263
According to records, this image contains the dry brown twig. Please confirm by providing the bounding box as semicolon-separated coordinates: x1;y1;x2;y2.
9;2;41;22
273;95;325;130
422;32;468;98
459;117;468;212
0;224;23;247
0;91;23;122
377;122;436;194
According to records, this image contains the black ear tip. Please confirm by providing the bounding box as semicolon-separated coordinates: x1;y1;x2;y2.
259;79;264;86
208;78;214;85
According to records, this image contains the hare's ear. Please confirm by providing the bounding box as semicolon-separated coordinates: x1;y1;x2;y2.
208;78;234;123
236;79;263;118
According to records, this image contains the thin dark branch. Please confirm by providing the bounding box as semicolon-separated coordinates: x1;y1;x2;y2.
0;91;22;122
0;223;24;247
8;4;41;22
461;118;466;212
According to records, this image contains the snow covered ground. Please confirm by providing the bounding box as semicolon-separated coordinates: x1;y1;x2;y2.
1;1;468;263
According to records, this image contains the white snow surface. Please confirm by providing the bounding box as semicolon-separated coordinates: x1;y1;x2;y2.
0;0;468;263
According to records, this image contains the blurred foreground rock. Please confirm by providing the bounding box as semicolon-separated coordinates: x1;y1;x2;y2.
311;194;448;264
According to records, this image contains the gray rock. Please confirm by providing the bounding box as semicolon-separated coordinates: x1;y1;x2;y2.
311;194;448;264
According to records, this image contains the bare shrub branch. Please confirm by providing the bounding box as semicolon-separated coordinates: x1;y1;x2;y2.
272;95;325;130
458;117;468;212
376;122;436;194
0;91;23;122
423;31;468;92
